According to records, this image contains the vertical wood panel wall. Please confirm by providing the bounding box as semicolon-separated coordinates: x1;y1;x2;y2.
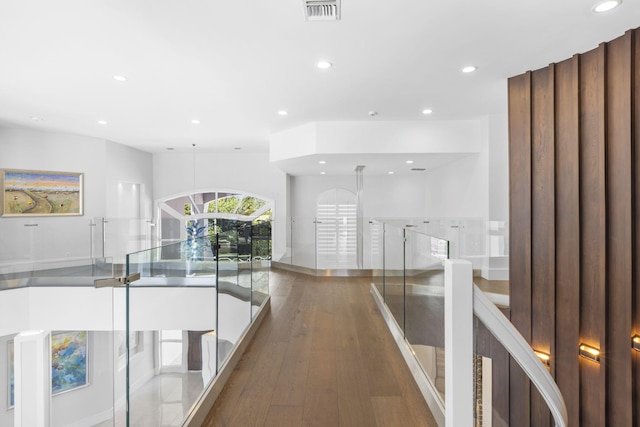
508;28;640;427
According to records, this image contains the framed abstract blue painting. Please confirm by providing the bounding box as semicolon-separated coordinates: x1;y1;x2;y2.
51;331;88;395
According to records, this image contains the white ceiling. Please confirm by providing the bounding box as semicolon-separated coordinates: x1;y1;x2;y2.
0;1;637;165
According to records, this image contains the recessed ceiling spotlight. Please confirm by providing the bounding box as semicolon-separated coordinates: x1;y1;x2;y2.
422;109;433;115
462;65;478;73
388;171;395;175
317;60;332;69
368;111;378;117
113;75;127;82
406;160;414;164
278;110;288;116
319;160;326;164
97;120;108;125
234;147;242;150
320;171;326;175
191;119;201;124
30;116;41;121
166;147;175;151
593;0;621;12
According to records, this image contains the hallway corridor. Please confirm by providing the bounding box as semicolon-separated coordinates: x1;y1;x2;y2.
203;269;438;427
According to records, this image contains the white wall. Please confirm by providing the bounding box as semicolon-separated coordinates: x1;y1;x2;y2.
0;331;132;427
289;173;430;268
0;127;154;267
153;150;288;258
0;127;108;216
488;115;508;223
105;140;154;220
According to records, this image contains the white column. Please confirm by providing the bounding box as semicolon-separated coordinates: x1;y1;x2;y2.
354;165;365;269
14;330;51;427
444;259;473;427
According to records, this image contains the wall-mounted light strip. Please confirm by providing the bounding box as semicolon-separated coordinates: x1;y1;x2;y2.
632;335;640;352
579;343;600;362
534;350;550;366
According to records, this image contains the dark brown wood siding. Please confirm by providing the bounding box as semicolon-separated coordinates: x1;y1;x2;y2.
508;71;532;427
508;28;640;427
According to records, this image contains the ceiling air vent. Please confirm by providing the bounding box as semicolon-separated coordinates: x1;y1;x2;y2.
411;168;427;172
305;0;341;21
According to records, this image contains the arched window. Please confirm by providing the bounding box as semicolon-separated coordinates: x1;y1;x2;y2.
316;189;357;269
157;190;272;245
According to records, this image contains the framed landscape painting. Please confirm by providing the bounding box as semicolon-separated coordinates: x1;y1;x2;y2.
1;169;83;216
51;331;88;395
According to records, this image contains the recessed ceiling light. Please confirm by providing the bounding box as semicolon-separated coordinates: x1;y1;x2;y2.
191;119;201;124
97;120;107;125
234;147;242;150
113;75;127;82
317;61;332;69
319;160;326;164
593;0;621;12
388;171;395;175
406;160;414;164
320;171;326;175
30;116;41;121
422;109;433;115
462;65;478;73
278;110;288;116
368;111;378;117
166;147;175;151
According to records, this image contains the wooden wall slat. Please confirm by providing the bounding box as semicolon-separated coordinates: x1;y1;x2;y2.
493;308;511;426
509;26;640;427
530;66;555;427
578;45;607;427
605;31;633;427
554;55;581;427
632;28;640;427
508;72;532;427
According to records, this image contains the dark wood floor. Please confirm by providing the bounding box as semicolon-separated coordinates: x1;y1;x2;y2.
203;269;438;427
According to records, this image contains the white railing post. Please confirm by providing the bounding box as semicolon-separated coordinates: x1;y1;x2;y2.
444;259;473;427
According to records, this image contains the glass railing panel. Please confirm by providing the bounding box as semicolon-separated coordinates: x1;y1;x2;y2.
125;237;217;427
404;229;449;403
103;218;155;265
290;217;316;269
383;223;405;331
370;220;384;298
215;225;252;371
251;221;271;318
0;218;99;277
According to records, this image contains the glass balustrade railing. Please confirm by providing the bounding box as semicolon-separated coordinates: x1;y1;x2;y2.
278;216;508;277
0;217;157;280
123;222;270;426
370;219;566;427
405;227;449;403
0;219;271;427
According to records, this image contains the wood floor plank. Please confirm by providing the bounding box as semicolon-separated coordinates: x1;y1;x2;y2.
263;405;304;427
371;396;419;427
204;269;437;426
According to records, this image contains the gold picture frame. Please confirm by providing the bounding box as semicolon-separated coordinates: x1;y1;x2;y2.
1;169;84;217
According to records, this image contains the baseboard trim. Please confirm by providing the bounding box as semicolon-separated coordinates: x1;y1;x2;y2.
272;261;372;277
